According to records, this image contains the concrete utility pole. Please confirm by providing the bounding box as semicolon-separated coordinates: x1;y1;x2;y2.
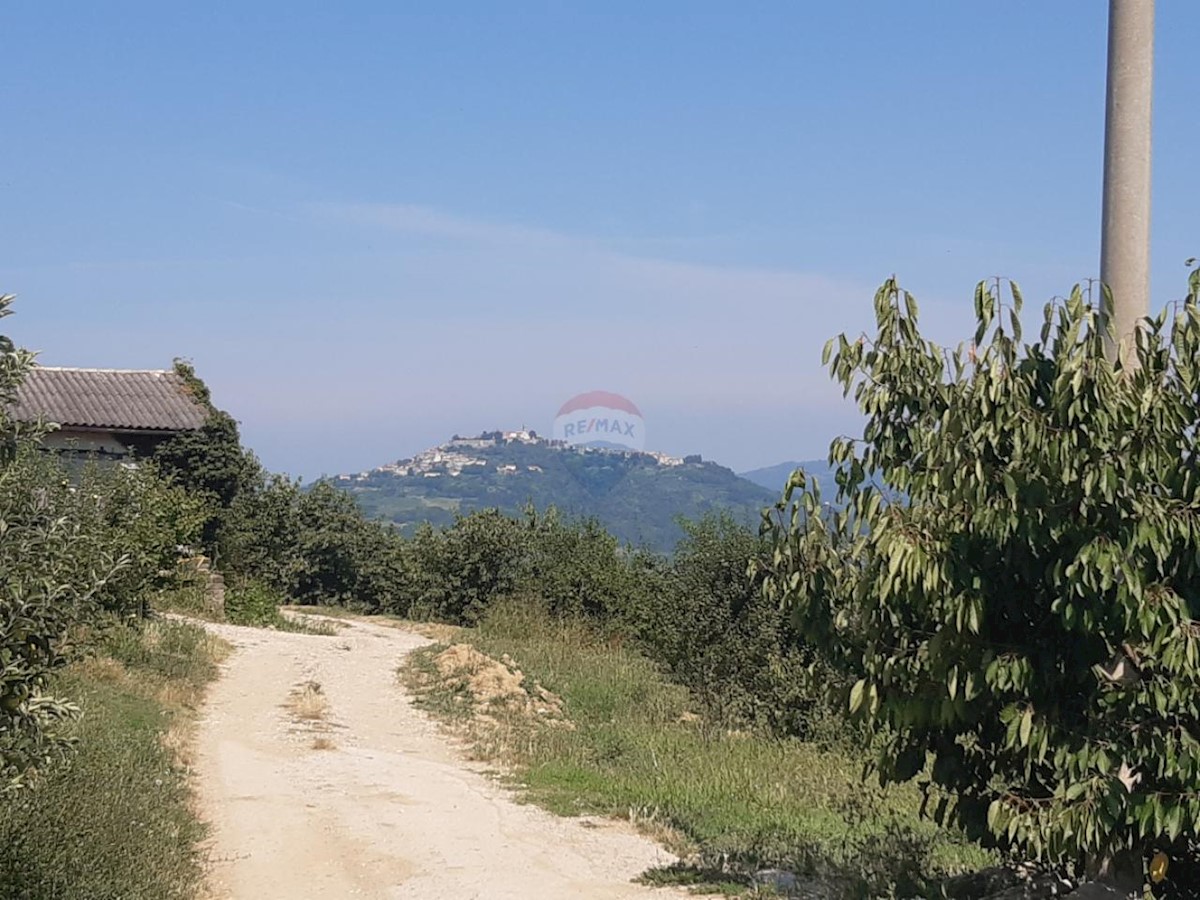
1100;0;1155;363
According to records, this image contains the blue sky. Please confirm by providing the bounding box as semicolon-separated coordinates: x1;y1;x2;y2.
2;2;1196;478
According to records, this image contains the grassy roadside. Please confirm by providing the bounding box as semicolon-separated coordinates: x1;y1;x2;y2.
0;617;228;900
402;601;995;898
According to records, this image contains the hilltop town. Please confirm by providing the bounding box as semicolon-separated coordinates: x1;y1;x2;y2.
330;430;766;552
337;430;694;482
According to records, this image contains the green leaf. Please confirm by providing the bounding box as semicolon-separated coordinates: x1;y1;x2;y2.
1019;708;1033;748
849;679;866;714
1002;472;1017;500
1010;280;1024;312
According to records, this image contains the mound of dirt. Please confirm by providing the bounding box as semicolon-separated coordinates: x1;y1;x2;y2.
433;643;567;723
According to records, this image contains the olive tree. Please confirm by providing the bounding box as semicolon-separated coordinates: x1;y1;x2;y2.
761;269;1200;890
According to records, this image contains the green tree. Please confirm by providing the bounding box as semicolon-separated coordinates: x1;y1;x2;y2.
0;294;83;788
646;513;816;735
407;508;531;623
291;482;409;611
218;472;304;593
762;271;1200;890
520;507;644;620
152;361;254;548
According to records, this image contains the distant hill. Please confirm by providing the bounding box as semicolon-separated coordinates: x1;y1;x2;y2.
740;459;891;504
739;459;835;495
328;431;777;553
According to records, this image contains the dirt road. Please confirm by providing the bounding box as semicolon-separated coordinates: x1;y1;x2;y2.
193;615;685;899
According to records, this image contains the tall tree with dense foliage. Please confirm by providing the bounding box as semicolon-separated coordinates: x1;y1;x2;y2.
152;361;255;548
762;269;1200;891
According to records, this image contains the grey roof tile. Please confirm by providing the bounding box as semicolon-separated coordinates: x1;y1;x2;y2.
9;367;210;431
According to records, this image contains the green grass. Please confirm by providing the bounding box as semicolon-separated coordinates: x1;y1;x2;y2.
0;619;225;900
404;600;995;898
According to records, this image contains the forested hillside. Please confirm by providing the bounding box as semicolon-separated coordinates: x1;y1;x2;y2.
329;432;777;551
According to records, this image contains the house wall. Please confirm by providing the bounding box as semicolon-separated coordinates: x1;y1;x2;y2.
42;428;131;457
40;428;177;459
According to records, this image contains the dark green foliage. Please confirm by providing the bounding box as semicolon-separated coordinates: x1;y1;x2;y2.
152;410;247;511
292;482;410;611
762;271;1200;878
406;509;532;623
639;514;821;736
520;509;655;621
152;361;257;548
398;505;827;739
218;472;304;590
223;578;292;627
403;506;658;626
68;461;206;619
0;451;203;791
219;475;410;613
0;296;78;790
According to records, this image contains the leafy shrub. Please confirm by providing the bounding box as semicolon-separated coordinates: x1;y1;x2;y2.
70;461;206;618
763;272;1200;884
406;508;530;623
224;578;292;627
637;513;823;736
292;482;410;611
1;297;103;789
218;471;304;591
522;508;656;621
402;506;657;626
152;361;257;549
397;505;832;739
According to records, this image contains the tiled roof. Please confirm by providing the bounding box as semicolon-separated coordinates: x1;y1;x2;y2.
9;367;210;432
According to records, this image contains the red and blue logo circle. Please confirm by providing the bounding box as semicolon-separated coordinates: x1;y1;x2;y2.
552;391;645;452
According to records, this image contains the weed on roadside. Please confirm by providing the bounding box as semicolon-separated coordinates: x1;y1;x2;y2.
0;620;226;900
287;680;330;722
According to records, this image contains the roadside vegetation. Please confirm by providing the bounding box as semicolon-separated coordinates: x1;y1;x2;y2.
404;600;994;897
0;617;225;900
